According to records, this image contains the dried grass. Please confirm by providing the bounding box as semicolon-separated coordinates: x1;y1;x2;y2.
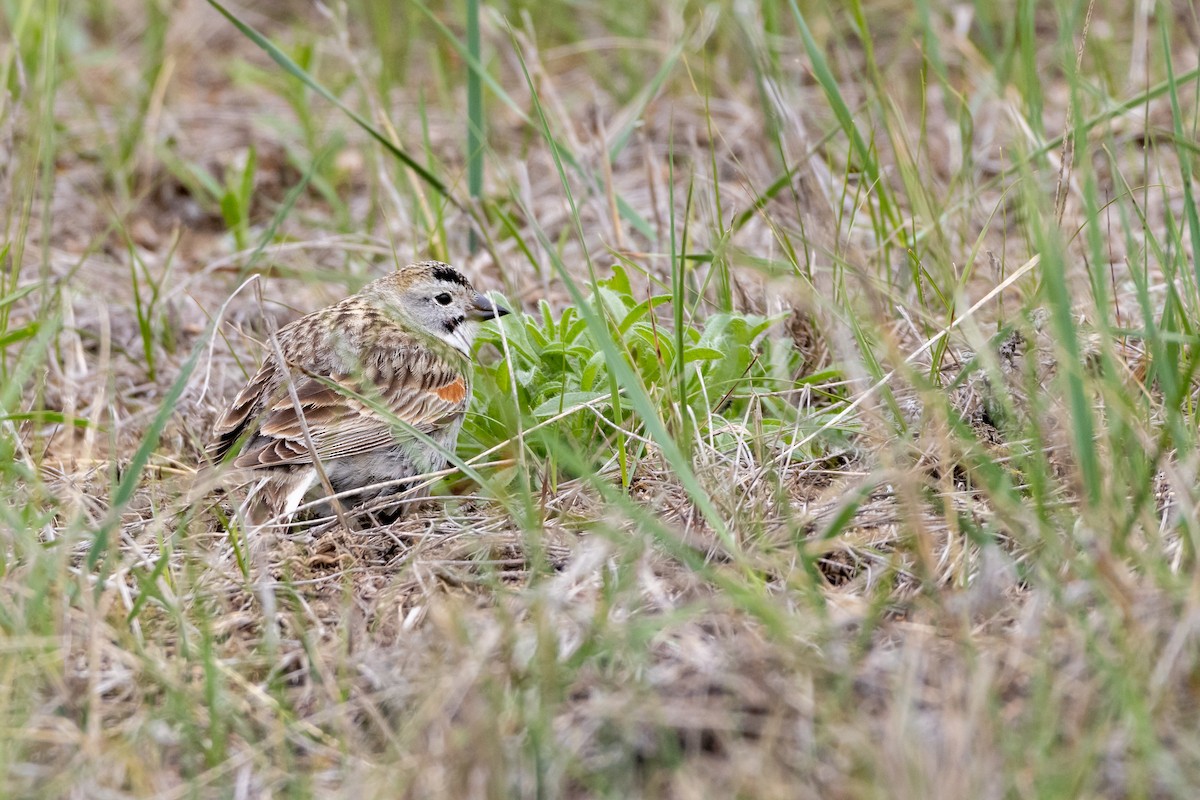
4;0;1200;797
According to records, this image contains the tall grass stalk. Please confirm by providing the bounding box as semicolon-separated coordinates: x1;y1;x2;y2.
5;0;1200;795
466;0;483;253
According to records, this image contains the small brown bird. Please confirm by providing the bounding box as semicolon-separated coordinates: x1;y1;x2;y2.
208;261;509;526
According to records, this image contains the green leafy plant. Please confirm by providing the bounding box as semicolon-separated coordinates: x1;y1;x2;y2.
463;264;817;480
154;144;257;251
218;145;257;251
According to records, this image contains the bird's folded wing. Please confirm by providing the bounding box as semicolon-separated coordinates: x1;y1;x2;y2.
233;357;469;469
208;361;276;463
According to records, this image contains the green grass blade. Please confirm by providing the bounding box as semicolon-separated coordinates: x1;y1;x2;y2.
206;0;460;209
510;33;736;554
788;0;896;228
414;1;655;240
466;0;483;253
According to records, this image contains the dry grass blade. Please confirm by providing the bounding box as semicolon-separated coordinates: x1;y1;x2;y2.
4;1;1200;798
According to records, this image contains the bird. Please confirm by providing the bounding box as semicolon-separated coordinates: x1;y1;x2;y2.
207;261;510;527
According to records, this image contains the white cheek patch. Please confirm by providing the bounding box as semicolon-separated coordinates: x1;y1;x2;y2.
439;321;478;355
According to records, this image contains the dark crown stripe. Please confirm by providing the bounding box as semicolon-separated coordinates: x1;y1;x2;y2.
432;265;469;286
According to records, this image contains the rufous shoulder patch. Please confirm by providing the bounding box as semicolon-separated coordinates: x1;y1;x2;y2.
433;377;468;404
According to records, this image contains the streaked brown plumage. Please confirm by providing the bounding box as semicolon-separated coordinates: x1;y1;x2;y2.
208;261;509;526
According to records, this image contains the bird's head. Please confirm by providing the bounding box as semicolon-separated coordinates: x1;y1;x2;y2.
369;261;510;354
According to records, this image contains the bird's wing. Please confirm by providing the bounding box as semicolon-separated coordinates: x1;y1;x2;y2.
230;347;470;470
208;358;278;464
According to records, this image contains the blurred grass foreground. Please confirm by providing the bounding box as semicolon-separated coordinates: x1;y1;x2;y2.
2;0;1200;797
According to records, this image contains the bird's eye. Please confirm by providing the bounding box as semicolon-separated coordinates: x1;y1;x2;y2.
435;293;452;306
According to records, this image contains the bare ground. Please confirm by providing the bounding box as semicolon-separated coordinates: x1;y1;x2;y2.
6;0;1200;797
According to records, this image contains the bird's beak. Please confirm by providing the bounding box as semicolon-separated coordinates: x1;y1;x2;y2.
470;293;511;321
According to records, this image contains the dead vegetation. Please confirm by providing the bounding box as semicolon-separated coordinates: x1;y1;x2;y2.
4;0;1200;797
